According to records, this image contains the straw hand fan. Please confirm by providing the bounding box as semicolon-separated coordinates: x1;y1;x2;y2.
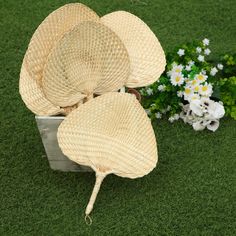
19;58;63;116
101;11;166;88
57;92;157;223
25;3;99;87
20;3;99;115
42;21;130;107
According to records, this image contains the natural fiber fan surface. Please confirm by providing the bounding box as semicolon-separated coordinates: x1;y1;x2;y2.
101;11;166;88
25;3;99;87
57;92;157;220
19;60;63;116
43;22;130;107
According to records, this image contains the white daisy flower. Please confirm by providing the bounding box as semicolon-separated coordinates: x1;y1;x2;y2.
170;73;185;86
199;83;213;96
202;38;210;46
177;49;185;56
158;84;166;92
155;112;162;119
173;64;184;73
183;86;194;101
166;105;171;111
168;116;175;123
187;79;200;87
146;88;153;95
195;73;208;83
177;91;183;97
167;64;184;77
217;64;223;70
210;67;218;76
204;48;211;55
196;47;202;53
197;55;205;62
193;85;200;93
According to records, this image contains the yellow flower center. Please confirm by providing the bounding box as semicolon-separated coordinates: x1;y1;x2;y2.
202;86;208;92
185;88;191;94
197;74;204;81
175;76;181;82
175;68;181;73
192;80;197;85
194;86;199;92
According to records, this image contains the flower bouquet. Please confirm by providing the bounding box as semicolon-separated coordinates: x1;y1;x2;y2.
141;38;228;132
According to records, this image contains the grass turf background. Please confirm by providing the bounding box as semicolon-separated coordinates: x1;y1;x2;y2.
0;0;236;235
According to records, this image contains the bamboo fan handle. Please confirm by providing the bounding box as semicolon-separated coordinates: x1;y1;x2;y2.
86;93;94;102
85;172;106;224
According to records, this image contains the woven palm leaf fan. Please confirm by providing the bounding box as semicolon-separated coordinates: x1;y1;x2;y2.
25;3;99;87
19;59;63;116
42;21;130;107
101;11;166;88
19;59;83;116
57;92;157;223
20;3;99;115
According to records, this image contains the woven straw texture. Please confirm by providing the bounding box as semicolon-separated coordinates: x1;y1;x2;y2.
19;60;63;116
43;21;130;107
25;3;99;87
101;11;166;88
57;92;157;217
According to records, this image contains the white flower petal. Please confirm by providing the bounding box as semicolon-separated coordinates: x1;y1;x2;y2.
173;114;180;120
207;120;219;132
193;121;206;131
190;99;204;116
177;49;185;56
188;60;195;66
155;112;162;119
197;55;205;62
203;38;210;46
210;67;218;76
196;47;202;53
158;84;166;92
204;48;211;55
208;101;225;119
146;88;153;95
217;64;223;70
185;65;192;71
168;116;175;123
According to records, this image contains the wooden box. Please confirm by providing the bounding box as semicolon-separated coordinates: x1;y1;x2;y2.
35;116;92;172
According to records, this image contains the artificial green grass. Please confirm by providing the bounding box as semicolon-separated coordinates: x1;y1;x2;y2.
0;0;236;235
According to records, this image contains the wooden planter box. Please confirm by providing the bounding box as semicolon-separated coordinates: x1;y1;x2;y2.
35;116;92;172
